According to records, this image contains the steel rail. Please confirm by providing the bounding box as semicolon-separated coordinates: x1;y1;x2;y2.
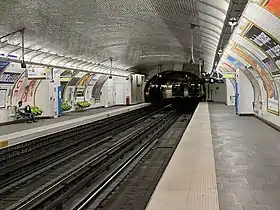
72;113;178;210
4;107;173;209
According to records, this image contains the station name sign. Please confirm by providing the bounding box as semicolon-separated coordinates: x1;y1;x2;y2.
223;73;235;78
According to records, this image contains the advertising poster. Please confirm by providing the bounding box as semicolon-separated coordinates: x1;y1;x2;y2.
0;72;21;84
0;60;10;73
66;71;85;87
20;80;41;105
60;70;74;80
60;82;68;100
77;74;95;87
234;45;279;115
60;70;74;100
227;55;244;69
246;66;264;113
88;74;99;86
12;74;26;105
244;23;280;73
75;73;95;98
92;75;108;102
263;0;280;17
263;58;279;75
0;62;23;85
12;78;41;106
67;87;73;102
67;77;80;86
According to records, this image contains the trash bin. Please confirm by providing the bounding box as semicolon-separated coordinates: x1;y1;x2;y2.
126;96;130;105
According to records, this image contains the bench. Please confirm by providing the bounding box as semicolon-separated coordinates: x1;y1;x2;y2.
16;111;35;123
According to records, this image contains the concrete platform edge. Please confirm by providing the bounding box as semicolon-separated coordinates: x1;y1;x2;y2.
0;103;150;148
145;102;220;210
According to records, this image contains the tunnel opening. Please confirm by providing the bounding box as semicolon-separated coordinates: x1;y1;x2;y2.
144;71;205;113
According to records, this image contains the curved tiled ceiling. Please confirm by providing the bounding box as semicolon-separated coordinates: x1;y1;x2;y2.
0;0;230;75
197;0;230;73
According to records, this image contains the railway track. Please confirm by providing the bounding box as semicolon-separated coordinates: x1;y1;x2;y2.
0;105;156;194
0;105;178;210
69;114;192;210
96;114;192;210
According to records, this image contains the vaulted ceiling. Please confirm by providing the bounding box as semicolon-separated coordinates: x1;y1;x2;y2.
0;0;231;75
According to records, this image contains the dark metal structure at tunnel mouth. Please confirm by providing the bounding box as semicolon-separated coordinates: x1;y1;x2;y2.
145;71;203;113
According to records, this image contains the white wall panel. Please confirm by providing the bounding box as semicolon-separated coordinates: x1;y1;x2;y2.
237;69;254;114
225;79;235;105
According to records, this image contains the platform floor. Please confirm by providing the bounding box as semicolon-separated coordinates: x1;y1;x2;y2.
146;102;219;210
146;102;280;210
209;103;280;210
0;103;150;148
0;106;121;136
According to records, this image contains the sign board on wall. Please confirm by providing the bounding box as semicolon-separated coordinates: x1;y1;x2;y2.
244;24;280;73
223;74;235;78
60;77;71;82
27;66;53;79
92;75;108;102
264;0;280;17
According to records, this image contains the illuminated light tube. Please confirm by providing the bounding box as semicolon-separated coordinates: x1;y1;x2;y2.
223;73;235;78
140;54;171;58
0;57;131;78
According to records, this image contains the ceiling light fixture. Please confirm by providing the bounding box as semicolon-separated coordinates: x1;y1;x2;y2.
228;17;238;32
0;28;26;68
189;23;200;64
140;54;171;58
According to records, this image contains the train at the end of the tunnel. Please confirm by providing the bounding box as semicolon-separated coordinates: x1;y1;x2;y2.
147;82;204;100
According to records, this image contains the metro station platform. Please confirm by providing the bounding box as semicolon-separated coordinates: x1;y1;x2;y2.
0;103;150;148
146;102;280;210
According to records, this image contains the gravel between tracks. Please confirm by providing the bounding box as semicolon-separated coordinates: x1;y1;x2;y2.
0;110;168;210
91;114;192;210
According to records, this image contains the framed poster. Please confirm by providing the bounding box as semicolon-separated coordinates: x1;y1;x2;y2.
0;61;10;73
243;24;280;73
263;0;280;17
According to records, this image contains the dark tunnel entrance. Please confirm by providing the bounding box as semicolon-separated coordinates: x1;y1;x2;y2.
144;71;205;113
